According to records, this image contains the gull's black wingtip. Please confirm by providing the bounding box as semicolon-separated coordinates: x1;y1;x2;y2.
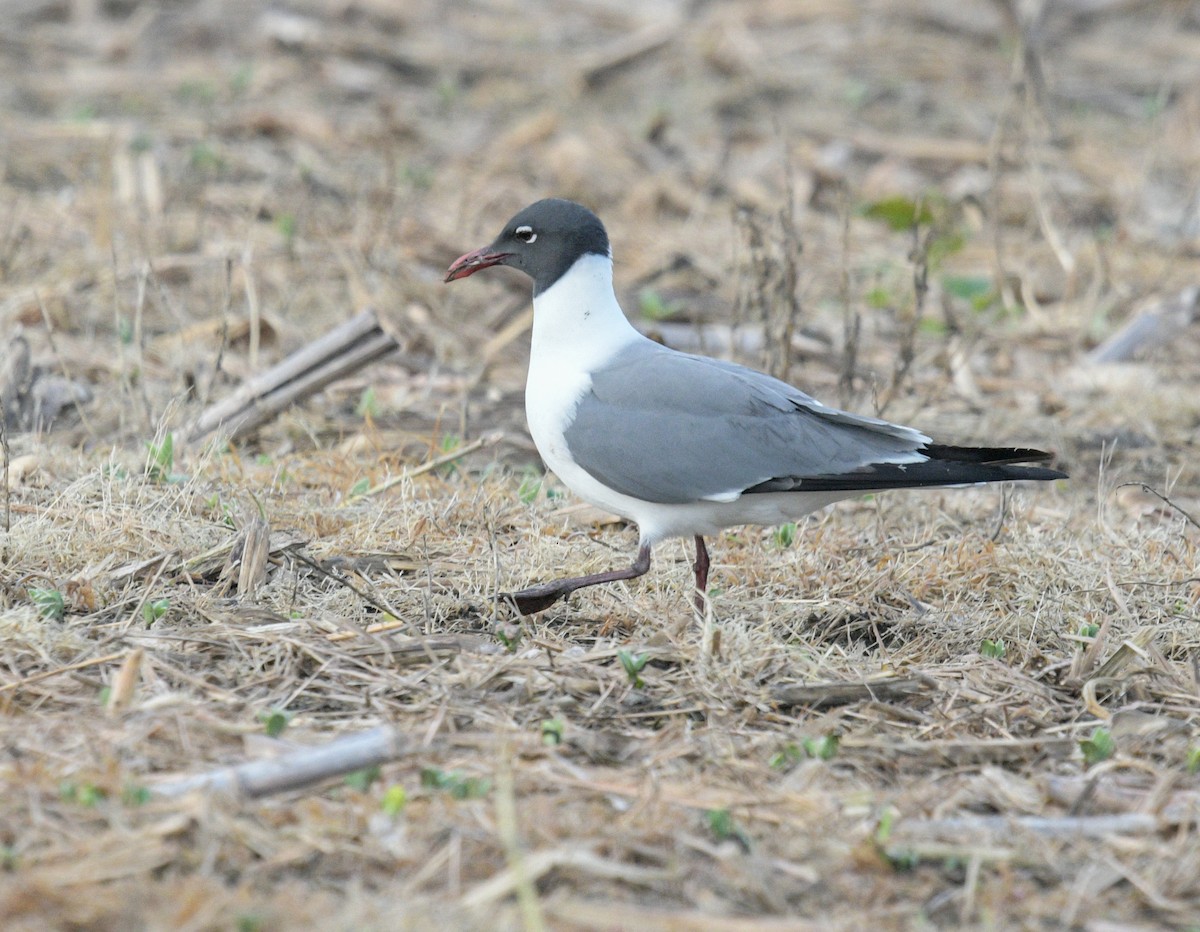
747;443;1068;494
923;444;1068;482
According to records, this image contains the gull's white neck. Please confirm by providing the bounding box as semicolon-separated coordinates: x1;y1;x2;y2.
529;253;643;370
524;252;647;514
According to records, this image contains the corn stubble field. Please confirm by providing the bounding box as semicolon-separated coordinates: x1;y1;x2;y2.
2;0;1200;928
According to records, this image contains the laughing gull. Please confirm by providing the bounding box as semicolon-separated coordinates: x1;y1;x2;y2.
445;198;1066;615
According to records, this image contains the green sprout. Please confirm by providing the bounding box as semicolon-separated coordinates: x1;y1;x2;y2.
30;587;65;621
541;718;565;746
145;433;185;483
494;624;521;652
60;781;105;807
344;766;382;792
122;784;152;806
381;785;407;817
705;808;751;850
259;708;291;738
768;743;804;770
1080;727;1115;767
617;650;649;688
420;768;490;800
638;288;681;322
774;522;797;548
517;473;543;504
803;734;840;761
142;598;170;626
356;385;378;418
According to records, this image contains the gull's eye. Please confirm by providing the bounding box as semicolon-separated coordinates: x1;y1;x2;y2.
514;225;537;244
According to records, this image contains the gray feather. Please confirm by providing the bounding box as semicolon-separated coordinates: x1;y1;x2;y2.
562;341;930;505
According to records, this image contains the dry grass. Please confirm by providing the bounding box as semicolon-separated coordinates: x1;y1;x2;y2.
3;0;1200;928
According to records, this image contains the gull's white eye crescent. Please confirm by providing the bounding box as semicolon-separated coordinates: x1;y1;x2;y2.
515;225;536;243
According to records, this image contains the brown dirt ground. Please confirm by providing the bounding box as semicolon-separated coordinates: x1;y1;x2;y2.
2;0;1200;928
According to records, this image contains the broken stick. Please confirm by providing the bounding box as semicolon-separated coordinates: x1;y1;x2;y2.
152;725;409;798
185;309;398;445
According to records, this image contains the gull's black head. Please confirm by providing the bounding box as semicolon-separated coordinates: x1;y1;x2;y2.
444;198;610;296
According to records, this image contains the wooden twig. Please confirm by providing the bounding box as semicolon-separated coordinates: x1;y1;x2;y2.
846;736;1077;764
577;18;678;90
152;725;409;798
347;432;500;501
1115;482;1200;531
895;812;1167;839
185;309;398;445
1047;775;1200;825
215;514;271;598
770;673;937;708
0;651;127;693
105;648;144;715
462;846;671;911
1086;287;1200;364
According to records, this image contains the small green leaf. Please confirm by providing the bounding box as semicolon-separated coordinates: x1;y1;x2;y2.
517;474;542;504
1080;727;1115;767
874;806;898;846
349;477;371;496
122;784;152;806
638;288;681;321
926;230;966;266
276;212;297;246
189;142;224;173
344;765;382;792
705;808;751;850
494;624;521;652
420;768;490;799
1186;747;1200;775
860;196;933;232
802;733;840;761
30;587;65;621
142;598;170;626
437;434;462;477
886;848;921;871
381;785;407;816
980;638;1006;660
259;708;291;738
942;274;996;311
60;781;105;807
145;433;184;483
769;743;803;770
617;650;649;688
540;718;565;746
774;522;797;548
356;385;377;418
865;286;893;309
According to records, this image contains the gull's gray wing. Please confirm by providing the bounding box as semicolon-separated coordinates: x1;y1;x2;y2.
560;341;932;505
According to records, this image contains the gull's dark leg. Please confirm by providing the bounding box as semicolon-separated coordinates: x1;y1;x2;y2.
692;535;710;614
505;544;652;615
